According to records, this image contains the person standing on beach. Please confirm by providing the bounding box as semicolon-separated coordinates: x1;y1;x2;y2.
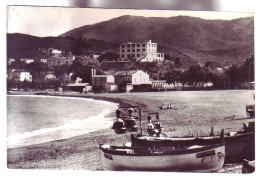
147;115;156;136
128;107;134;116
116;108;121;118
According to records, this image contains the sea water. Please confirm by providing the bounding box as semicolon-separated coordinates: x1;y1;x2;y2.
7;95;118;148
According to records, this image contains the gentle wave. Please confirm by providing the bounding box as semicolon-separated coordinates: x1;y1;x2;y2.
7;108;116;149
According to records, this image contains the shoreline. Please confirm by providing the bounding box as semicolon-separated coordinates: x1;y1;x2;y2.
7;90;254;172
7;92;124;149
7;91;146;170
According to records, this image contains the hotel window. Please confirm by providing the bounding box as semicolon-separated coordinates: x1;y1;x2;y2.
142;49;145;51
137;54;140;57
122;50;125;52
137;49;140;52
142;44;145;47
121;45;125;48
132;49;135;52
137;44;140;47
127;50;130;52
122;54;125;58
127;45;130;47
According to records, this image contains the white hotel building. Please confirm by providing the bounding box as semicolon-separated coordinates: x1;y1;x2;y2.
119;40;164;62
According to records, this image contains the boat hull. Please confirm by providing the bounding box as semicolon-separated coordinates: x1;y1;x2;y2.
100;145;225;172
242;159;255;173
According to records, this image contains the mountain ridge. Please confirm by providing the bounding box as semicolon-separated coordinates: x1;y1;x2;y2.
59;15;254;64
7;15;254;67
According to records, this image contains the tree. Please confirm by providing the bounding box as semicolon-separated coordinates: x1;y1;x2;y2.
44;80;62;90
164;54;172;61
20;80;32;91
225;54;254;89
162;70;183;84
182;65;205;85
98;52;119;62
8;60;26;69
204;72;225;89
54;64;70;77
25;62;48;78
240;54;254;83
7;79;18;90
69;61;103;83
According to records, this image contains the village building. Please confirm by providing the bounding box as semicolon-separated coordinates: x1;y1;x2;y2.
51;49;62;57
92;54;101;60
113;70;150;85
76;55;99;65
20;58;35;64
45;72;57;81
8;69;32;82
91;69;117;92
8;58;15;65
47;55;75;68
151;80;168;90
40;58;48;63
46;49;75;68
112;69;151;92
119;40;164;62
67;77;92;93
67;83;92;93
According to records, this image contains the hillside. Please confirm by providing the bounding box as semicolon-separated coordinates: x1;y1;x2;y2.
7;15;254;67
7;33;119;60
60;15;254;65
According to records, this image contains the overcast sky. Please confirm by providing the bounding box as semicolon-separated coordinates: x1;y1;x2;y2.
7;6;254;37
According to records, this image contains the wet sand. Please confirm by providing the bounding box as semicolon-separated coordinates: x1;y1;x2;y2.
7;90;255;173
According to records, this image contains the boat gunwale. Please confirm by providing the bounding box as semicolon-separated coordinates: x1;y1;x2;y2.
134;131;254;141
99;143;224;156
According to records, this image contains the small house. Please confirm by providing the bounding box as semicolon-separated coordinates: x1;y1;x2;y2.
67;83;92;93
113;69;151;92
91;69;117;92
8;69;32;82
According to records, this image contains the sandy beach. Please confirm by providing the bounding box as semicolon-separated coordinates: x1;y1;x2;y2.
7;90;255;173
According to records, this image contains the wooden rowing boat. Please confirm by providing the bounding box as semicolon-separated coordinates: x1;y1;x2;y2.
99;130;225;172
131;122;255;163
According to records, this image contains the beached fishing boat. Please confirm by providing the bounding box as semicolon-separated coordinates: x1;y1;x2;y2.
100;130;225;172
110;106;254;164
131;122;255;163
